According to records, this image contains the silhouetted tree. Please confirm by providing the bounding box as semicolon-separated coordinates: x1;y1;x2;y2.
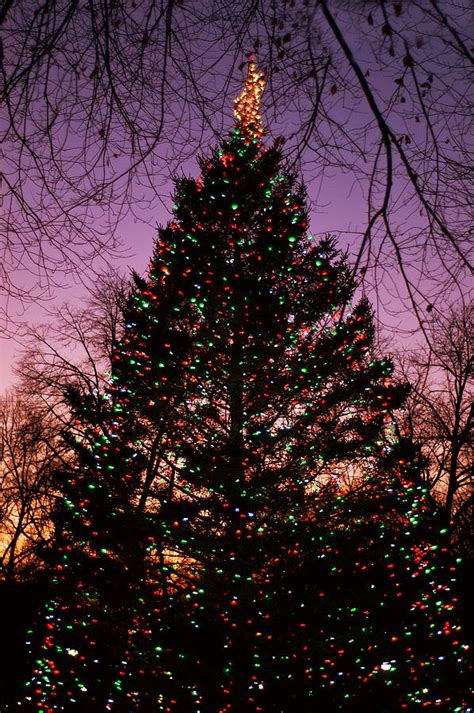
0;391;65;581
27;68;470;712
399;305;473;548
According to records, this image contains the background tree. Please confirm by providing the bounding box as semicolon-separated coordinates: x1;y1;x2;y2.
27;68;470;712
399;305;473;547
17;269;130;419
1;1;472;334
0;391;64;582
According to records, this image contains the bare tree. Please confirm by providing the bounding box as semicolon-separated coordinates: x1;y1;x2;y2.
399;304;473;547
16;269;129;423
0;390;67;581
2;1;472;333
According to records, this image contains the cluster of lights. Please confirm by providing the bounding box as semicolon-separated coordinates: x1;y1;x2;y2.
234;60;266;141
25;62;471;712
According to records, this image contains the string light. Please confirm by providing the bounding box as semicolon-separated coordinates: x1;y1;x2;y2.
234;59;266;141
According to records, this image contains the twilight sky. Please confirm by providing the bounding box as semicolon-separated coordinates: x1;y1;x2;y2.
1;1;472;393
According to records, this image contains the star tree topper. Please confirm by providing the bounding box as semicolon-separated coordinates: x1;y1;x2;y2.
234;59;266;141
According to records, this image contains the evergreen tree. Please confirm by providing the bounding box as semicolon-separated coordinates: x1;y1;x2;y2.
28;63;470;712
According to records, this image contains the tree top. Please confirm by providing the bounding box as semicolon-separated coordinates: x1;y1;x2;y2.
233;59;265;142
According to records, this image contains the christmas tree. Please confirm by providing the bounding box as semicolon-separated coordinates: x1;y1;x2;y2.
28;62;470;712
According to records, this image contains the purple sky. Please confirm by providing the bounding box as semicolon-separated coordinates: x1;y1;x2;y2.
1;2;472;393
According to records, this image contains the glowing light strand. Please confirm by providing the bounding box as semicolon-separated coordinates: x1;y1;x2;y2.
234;60;266;141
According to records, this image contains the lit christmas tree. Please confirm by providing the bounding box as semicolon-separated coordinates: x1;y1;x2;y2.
27;62;470;712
